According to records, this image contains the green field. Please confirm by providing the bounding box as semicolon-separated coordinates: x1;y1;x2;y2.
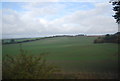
2;36;118;73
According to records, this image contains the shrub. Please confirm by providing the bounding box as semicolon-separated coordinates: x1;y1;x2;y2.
2;49;60;79
94;32;120;44
93;39;104;43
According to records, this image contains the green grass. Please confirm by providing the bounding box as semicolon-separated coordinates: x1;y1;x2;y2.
0;44;2;61
2;36;118;73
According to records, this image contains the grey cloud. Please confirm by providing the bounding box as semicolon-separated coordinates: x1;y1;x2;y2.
2;2;118;39
1;0;108;2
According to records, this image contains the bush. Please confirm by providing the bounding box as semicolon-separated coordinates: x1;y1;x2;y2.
94;32;120;44
2;49;60;79
94;39;104;43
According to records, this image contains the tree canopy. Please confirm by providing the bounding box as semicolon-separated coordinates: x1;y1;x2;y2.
110;0;120;24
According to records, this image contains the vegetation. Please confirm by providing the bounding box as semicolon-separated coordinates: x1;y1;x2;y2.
3;47;60;79
2;34;86;45
2;0;119;79
110;0;120;24
2;36;118;79
3;36;118;74
94;32;120;43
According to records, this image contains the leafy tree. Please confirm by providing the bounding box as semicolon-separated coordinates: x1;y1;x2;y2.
110;0;120;24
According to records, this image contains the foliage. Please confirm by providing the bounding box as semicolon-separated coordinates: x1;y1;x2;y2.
110;0;120;24
2;48;60;79
94;38;104;43
94;32;120;43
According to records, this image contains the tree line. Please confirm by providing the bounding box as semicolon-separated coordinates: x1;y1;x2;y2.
94;32;120;44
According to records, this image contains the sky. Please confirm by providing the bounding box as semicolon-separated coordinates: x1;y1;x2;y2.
1;0;118;39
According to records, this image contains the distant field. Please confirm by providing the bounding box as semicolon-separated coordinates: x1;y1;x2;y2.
2;36;118;73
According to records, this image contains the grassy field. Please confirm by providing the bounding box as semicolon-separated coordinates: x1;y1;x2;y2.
2;36;118;74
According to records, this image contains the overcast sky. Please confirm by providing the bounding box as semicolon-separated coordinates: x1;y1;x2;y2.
1;0;118;39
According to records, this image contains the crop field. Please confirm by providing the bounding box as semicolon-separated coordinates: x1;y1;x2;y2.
2;36;118;74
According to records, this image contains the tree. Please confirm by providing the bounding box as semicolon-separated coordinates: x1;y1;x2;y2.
110;0;120;24
10;39;15;43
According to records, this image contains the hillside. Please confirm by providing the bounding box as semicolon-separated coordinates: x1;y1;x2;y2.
2;36;118;73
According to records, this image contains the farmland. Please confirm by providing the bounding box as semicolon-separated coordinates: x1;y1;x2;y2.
2;36;118;74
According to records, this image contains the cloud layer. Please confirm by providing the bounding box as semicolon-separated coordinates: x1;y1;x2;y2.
2;2;118;38
1;0;109;2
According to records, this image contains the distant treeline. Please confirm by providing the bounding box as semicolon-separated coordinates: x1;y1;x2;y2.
94;32;120;44
2;33;120;45
2;37;53;45
2;34;86;45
